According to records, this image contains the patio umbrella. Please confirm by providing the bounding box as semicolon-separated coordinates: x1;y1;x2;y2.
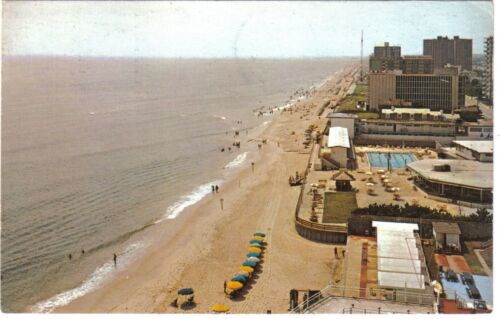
249;239;262;244
242;261;257;268
250;243;262;248
366;183;374;187
231;275;248;283
247;252;260;258
383;179;390;183
227;281;243;290
177;288;194;295
248;247;262;253
237;270;250;277
365;172;373;175
239;266;254;273
254;232;266;237
247;257;260;262
212;304;230;313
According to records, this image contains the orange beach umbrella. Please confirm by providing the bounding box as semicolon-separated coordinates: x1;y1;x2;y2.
227;281;243;290
239;266;254;273
248;247;262;253
212;304;230;313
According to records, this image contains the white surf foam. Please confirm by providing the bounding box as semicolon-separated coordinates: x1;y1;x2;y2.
224;152;248;169
158;180;222;222
31;241;145;313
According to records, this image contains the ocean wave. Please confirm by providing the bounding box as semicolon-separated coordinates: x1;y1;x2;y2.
31;241;145;313
224;152;248;169
157;180;222;222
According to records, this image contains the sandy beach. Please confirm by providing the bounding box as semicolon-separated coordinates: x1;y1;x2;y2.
55;64;358;314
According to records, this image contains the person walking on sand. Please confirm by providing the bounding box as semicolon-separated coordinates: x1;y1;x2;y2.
113;253;117;267
68;253;72;261
224;280;227;294
212;185;215;193
215;185;219;193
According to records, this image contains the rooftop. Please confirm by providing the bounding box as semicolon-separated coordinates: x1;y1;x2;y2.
452;140;493;154
432;222;461;235
327;112;359;119
327;127;350;148
372;221;425;290
407;159;493;189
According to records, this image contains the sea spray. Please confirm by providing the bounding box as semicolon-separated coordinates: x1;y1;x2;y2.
224;152;248;169
31;241;145;313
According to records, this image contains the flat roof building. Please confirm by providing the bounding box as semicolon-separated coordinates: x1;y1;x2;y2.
368;71;465;112
407;159;493;204
452;140;493;162
322;127;354;169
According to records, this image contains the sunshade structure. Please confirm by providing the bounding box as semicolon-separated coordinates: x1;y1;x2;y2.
247;257;260;262
248;247;262;253
227;281;243;290
212;304;230;313
253;236;265;241
249;243;262;248
242;261;257;268
177;288;194;295
247;252;260;257
249;239;262;244
254;232;266;237
366;183;375;187
231;275;248;283
239;266;254;273
237;270;250;277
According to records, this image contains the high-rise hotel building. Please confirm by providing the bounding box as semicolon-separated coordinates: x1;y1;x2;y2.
483;36;493;103
423;36;472;71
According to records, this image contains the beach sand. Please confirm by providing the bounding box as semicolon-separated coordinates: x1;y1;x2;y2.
55;65;358;314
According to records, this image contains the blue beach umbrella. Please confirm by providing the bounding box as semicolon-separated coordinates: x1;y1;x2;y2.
231;275;248;283
178;288;194;295
250;243;262;247
254;232;266;237
242;261;257;268
249;239;262;244
247;252;260;258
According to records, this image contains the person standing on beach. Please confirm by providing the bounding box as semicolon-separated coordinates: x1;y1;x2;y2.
211;185;215;193
224;280;227;294
215;185;219;193
68;253;72;261
113;253;117;267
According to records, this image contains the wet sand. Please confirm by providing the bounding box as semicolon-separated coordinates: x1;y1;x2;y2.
56;64;358;313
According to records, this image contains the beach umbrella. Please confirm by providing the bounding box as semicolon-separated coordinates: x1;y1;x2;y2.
212;304;230;313
250;243;262;248
253;236;265;241
237;270;250;277
227;281;243;290
366;183;374;187
380;175;387;179
249;239;262;244
247;257;260;263
383;179;390;183
231;275;248;283
254;232;266;237
247;252;260;258
242;261;257;268
239;266;254;273
365;171;373;175
248;247;262;253
177;288;194;295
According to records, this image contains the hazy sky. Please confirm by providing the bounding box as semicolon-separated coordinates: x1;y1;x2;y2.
2;1;493;58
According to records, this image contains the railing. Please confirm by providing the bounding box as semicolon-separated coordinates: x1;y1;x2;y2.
295;216;347;233
290;285;436;313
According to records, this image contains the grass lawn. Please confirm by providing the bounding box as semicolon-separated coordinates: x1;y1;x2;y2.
323;191;358;223
337;83;370;113
462;242;487;275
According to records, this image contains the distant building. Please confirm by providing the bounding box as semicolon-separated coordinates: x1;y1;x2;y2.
483;36;493;103
452;140;493;162
326;112;358;137
370;55;433;74
325;127;352;168
373;42;401;58
423;36;472;71
368;70;466;112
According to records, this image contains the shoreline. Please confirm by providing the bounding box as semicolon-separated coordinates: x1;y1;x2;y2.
46;63;358;313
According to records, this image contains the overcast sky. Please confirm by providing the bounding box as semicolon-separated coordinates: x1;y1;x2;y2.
2;1;493;58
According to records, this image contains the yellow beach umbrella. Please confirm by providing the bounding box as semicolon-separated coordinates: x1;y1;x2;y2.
253;236;265;241
227;281;243;290
212;304;230;313
239;266;254;273
248;247;262;253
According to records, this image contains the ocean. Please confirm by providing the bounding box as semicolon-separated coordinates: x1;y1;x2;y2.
1;56;353;312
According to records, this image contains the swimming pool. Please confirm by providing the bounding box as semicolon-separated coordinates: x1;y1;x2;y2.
367;152;417;169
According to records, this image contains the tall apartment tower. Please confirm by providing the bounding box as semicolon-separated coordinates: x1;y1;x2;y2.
373;42;401;58
483;36;493;103
423;36;473;70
